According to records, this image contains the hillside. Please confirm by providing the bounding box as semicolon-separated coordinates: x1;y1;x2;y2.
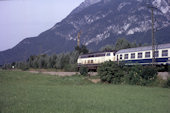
0;0;170;65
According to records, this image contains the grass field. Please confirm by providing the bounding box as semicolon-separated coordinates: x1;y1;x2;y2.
0;70;170;113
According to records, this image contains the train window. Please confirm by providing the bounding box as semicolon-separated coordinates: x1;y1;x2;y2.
88;60;90;64
124;54;129;59
162;50;168;57
145;52;150;58
106;53;111;56
131;53;135;59
95;53;105;57
89;55;94;57
154;51;159;57
138;53;142;58
120;54;122;59
91;60;93;64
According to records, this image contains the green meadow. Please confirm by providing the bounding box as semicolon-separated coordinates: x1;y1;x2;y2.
0;70;170;113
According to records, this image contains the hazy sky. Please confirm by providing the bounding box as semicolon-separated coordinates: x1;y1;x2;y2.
0;0;84;51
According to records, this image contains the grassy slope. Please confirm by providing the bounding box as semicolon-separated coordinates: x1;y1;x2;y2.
0;70;170;113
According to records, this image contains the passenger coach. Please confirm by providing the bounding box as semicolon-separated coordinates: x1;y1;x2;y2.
116;43;170;65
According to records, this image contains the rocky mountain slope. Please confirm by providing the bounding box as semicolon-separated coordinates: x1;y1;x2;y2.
0;0;170;65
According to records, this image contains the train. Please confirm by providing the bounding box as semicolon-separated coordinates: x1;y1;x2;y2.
77;43;170;70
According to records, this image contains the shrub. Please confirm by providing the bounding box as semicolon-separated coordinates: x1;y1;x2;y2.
79;66;88;76
166;78;170;88
139;66;157;85
124;65;143;85
164;78;170;88
20;63;29;71
98;61;158;86
64;64;78;72
98;61;125;83
20;66;29;71
125;65;157;86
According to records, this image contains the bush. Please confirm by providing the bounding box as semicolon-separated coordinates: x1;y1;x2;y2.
2;64;11;70
64;64;78;72
98;61;158;86
124;65;143;85
164;78;170;88
98;61;125;83
125;65;157;86
139;66;157;86
20;64;29;71
79;66;88;76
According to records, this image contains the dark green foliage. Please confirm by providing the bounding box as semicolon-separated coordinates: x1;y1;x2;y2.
166;78;170;87
100;45;115;52
140;66;157;85
79;66;88;76
115;38;132;51
164;78;170;88
18;62;29;71
124;65;143;85
2;64;12;69
27;55;36;68
98;61;158;86
64;64;78;72
9;50;80;71
99;38;140;52
114;38;141;51
60;54;70;69
75;45;89;54
125;70;142;85
98;61;125;83
125;65;157;85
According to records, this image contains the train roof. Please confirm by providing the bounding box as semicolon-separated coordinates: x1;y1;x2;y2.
80;51;114;56
116;43;170;54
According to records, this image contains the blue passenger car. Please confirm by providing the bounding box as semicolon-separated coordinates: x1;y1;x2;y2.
116;43;170;65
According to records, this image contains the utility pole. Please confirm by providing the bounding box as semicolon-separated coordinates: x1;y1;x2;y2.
148;6;157;66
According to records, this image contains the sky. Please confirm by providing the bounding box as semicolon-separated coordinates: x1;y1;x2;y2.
0;0;84;51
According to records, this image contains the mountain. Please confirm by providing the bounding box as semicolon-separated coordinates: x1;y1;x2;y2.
0;0;170;65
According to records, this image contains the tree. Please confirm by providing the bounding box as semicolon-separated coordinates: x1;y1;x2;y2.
75;45;89;54
115;38;132;51
100;44;114;52
99;38;139;52
47;54;57;68
69;51;79;64
79;66;88;76
27;55;36;68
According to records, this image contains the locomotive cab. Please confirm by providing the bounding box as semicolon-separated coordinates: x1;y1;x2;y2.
77;51;116;70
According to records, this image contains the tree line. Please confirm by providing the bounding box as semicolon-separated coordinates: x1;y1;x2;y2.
2;45;89;71
100;38;147;52
2;38;146;71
